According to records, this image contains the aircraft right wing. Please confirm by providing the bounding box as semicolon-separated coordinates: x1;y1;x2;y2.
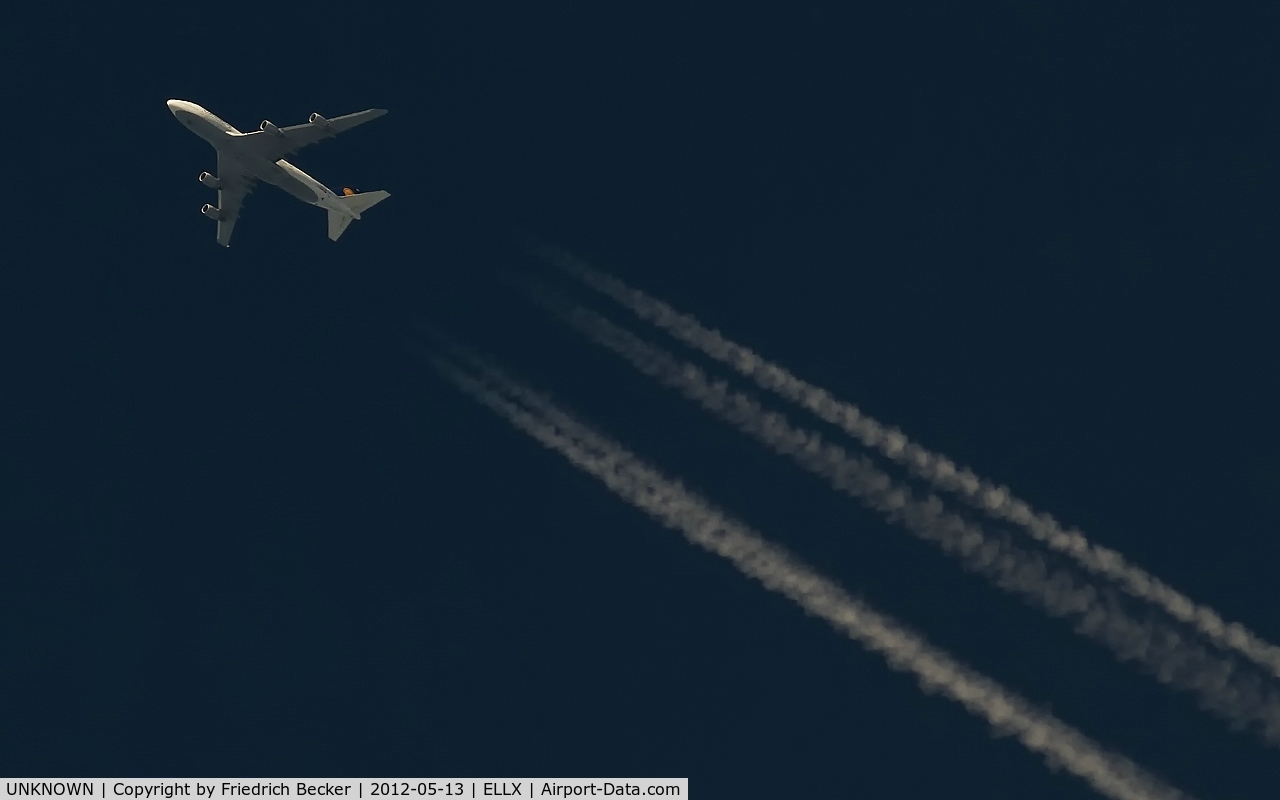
236;108;388;162
214;153;256;247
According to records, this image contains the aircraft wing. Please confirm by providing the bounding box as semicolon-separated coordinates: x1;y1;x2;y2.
215;153;256;247
235;108;388;162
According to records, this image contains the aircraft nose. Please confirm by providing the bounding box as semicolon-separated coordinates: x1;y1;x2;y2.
166;99;184;117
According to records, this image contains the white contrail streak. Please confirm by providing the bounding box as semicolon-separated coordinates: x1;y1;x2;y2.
526;295;1280;744
540;246;1280;683
424;349;1193;800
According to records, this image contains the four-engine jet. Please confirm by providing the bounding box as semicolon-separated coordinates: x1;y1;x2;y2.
167;99;389;246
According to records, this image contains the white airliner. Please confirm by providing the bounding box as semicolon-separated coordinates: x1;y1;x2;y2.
167;99;390;247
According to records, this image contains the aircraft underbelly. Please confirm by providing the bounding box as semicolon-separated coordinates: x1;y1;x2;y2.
269;169;320;203
251;157;318;202
218;140;319;204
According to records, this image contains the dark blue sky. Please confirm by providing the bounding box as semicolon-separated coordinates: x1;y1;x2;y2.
4;2;1280;797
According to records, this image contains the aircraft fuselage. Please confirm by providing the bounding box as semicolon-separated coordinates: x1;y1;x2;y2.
166;100;355;218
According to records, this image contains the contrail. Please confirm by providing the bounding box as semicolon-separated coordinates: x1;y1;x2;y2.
539;245;1280;683
423;348;1193;800
523;292;1280;745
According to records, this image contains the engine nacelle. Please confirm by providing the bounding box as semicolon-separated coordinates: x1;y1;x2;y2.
201;203;224;221
260;119;283;136
199;171;221;189
308;112;330;128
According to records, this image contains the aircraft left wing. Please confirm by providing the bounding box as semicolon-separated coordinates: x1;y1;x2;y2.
235;108;388;162
214;153;256;247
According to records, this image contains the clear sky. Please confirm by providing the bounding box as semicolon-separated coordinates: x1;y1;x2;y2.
4;2;1280;797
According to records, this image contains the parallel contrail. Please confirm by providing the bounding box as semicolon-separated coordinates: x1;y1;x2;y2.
424;349;1192;800
540;245;1280;682
524;292;1280;745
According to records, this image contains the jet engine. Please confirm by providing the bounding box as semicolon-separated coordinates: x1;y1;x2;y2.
201;204;224;221
260;120;283;136
308;112;330;128
199;171;221;189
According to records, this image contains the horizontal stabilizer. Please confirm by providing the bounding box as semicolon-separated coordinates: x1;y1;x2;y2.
342;189;389;216
327;190;390;241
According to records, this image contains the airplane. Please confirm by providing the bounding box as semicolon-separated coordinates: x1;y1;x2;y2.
167;99;390;247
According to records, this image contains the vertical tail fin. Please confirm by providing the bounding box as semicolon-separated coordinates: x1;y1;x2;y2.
327;190;390;241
